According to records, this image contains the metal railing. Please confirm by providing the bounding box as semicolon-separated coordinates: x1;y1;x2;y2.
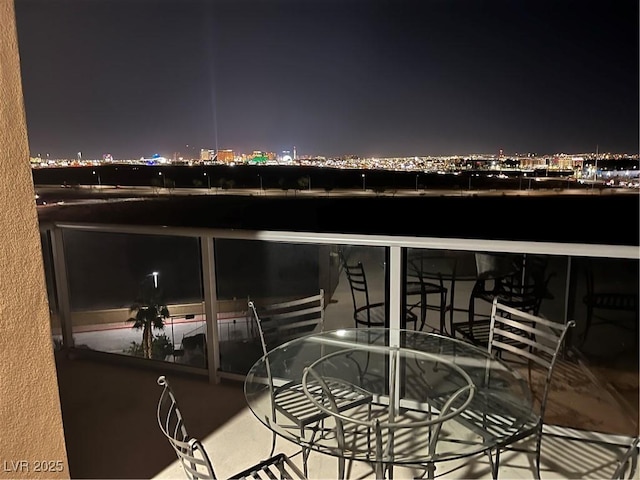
42;221;639;385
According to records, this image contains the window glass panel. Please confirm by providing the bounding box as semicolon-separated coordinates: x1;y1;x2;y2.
214;240;386;375
403;248;638;436
404;249;568;336
62;230;204;366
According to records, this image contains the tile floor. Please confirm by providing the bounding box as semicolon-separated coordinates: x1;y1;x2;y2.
54;342;637;480
153;402;636;479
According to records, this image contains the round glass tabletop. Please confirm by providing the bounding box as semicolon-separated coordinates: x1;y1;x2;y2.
244;328;535;466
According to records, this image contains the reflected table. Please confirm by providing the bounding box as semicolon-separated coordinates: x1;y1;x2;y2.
244;328;535;479
412;251;519;334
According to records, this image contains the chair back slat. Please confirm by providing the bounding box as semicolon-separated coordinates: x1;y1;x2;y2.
265;317;323;333
260;305;323;324
249;290;325;355
497;316;563;346
490;340;552;369
491;326;557;358
232;453;306;480
341;259;393;328
344;266;367;285
343;262;372;307
493;316;560;350
488;298;575;421
262;293;324;311
495;301;562;329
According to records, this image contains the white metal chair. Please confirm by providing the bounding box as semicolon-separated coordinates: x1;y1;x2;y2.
484;298;575;479
156;375;306;480
248;291;373;477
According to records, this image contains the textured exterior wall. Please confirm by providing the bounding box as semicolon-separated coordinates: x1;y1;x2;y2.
0;1;69;478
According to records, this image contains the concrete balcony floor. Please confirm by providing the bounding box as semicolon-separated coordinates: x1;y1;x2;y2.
153;402;636;480
54;348;637;479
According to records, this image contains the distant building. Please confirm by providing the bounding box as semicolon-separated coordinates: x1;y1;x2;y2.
200;148;216;162
280;150;292;162
251;151;268;164
217;149;234;163
140;153;168;164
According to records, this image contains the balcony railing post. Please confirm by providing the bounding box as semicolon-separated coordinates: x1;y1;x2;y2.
201;235;221;383
389;246;403;330
51;226;74;348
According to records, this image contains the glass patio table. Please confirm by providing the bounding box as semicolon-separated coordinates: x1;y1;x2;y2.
244;328;535;478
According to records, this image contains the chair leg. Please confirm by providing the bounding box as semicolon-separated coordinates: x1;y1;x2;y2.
486;448;500;480
269;431;276;457
419;291;427;331
303;424;321;478
337;455;346;480
425;461;436;480
448;284;456;335
439;289;446;334
534;433;543;480
303;446;311;478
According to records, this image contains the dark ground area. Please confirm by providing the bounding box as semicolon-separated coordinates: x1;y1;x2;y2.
34;164;639;246
37;190;639;246
33;163;602;191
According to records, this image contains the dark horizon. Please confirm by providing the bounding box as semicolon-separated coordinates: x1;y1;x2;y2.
14;0;640;160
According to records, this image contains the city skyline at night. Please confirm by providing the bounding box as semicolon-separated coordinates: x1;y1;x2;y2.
14;0;639;160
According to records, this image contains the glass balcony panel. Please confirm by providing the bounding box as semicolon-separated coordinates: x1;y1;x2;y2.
404;248;638;437
165;312;207;368
569;256;639;354
62;230;204;365
49;225;637;436
214;240;386;375
404;248;568;336
41;230;62;347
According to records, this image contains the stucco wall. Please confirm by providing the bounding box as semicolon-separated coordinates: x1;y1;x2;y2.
0;1;69;478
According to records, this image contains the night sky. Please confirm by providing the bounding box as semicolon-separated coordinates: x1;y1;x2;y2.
14;0;639;159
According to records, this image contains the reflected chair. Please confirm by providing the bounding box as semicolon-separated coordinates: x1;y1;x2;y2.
484;298;575;480
248;293;373;477
452;253;554;347
406;254;451;333
581;263;639;349
156;375;306;480
342;258;418;329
